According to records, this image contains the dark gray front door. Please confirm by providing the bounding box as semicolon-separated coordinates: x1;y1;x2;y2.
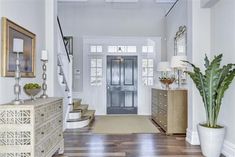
107;56;138;114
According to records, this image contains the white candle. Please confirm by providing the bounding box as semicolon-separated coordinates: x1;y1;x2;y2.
13;38;24;53
41;50;48;61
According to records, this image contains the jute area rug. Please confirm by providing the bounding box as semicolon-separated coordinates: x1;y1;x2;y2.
92;115;160;134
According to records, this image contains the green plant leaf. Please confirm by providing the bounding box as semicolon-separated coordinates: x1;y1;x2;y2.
215;67;235;124
184;54;235;128
204;54;222;127
204;54;210;68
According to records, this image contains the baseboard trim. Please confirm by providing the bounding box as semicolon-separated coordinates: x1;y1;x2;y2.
186;128;200;145
222;141;235;157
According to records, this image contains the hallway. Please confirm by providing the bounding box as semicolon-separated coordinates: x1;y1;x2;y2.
54;118;204;157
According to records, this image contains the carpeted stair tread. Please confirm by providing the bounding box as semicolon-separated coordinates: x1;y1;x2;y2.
67;116;90;122
83;110;95;118
72;98;82;108
73;104;89;111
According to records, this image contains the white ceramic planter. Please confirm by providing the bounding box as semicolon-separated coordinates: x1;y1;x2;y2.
197;124;226;157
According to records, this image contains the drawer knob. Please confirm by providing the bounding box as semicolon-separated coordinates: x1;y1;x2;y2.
59;106;62;109
41;114;44;117
41;150;44;153
41;132;44;135
59;134;62;137
59;120;62;123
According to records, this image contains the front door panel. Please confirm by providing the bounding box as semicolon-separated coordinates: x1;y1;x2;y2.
107;56;137;114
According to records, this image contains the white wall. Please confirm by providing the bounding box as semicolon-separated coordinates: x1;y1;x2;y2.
165;0;211;145
167;0;235;155
166;0;188;61
211;0;235;154
0;0;45;104
58;1;169;92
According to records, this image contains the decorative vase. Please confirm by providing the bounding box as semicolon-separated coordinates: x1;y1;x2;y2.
159;78;175;89
197;124;226;157
24;88;41;100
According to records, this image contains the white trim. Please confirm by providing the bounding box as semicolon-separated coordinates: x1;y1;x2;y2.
222;141;235;157
105;0;138;3
58;0;88;2
155;0;176;3
186;128;200;145
66;119;90;129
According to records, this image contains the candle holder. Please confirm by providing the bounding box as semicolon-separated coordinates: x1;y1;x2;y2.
40;60;48;99
13;52;23;105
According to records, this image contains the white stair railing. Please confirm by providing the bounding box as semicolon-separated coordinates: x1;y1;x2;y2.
57;17;73;129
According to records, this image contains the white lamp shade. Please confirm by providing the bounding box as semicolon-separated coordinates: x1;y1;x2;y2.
157;61;171;71
13;38;24;53
41;50;48;61
171;55;187;68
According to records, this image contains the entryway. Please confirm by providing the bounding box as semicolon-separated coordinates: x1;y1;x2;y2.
107;56;138;114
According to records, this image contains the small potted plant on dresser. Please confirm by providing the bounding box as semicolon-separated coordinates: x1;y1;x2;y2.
184;54;235;157
24;83;41;100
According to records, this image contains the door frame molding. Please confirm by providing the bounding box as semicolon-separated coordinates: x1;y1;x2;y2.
75;36;161;115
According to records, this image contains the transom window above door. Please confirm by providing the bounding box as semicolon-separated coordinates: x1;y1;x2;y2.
142;46;154;53
107;46;136;53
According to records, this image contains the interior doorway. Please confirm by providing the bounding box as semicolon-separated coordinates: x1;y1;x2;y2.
107;56;138;114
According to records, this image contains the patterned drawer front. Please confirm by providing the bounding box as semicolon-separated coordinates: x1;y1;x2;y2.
0;152;31;157
0;109;32;125
35;128;63;157
35;114;63;144
35;100;63;126
158;108;167;129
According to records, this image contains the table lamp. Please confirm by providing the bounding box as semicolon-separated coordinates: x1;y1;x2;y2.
171;55;187;88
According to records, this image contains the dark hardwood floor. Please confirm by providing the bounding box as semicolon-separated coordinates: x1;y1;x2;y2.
54;117;206;157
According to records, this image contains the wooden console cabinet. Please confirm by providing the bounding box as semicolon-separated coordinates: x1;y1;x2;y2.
151;88;187;134
0;98;64;157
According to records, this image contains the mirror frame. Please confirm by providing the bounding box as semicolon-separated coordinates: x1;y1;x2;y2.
174;26;187;56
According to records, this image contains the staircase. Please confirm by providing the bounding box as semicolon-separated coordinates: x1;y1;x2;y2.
67;99;95;129
57;17;95;129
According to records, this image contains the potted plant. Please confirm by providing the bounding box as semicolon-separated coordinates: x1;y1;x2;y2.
184;54;235;157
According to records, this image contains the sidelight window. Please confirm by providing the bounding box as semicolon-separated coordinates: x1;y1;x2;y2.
142;59;154;86
90;58;103;86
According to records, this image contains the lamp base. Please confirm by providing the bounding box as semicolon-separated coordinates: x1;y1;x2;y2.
40;94;48;99
13;99;24;105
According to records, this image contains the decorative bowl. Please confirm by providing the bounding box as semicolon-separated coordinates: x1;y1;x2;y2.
159;78;175;89
24;88;41;100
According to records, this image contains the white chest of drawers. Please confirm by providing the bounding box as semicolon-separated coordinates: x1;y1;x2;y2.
0;98;64;157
